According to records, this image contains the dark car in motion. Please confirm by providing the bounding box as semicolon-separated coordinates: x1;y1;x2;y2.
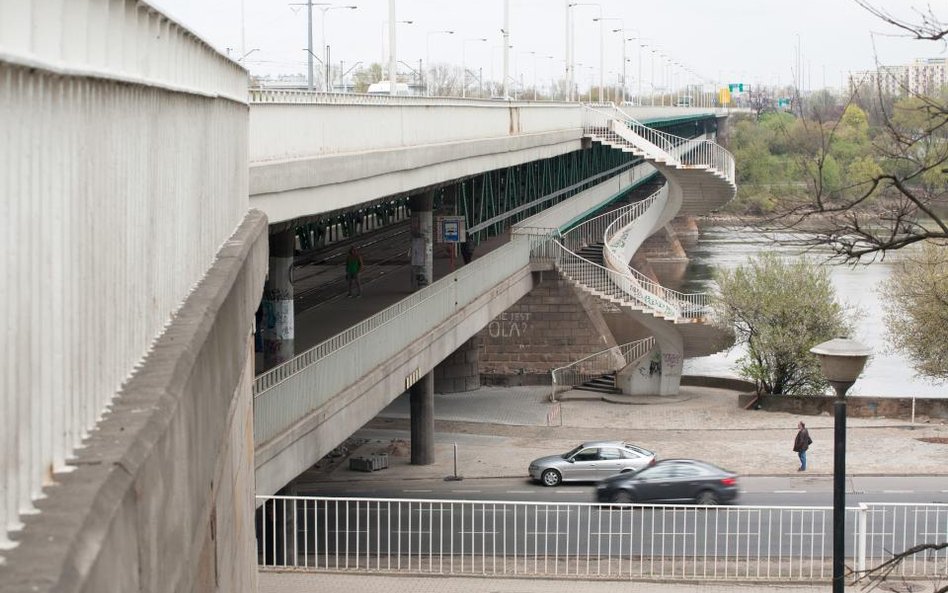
595;459;739;505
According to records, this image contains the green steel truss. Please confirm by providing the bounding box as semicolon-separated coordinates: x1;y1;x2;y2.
292;115;718;249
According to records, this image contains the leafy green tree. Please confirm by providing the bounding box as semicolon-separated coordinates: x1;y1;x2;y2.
882;242;948;379
351;63;384;93
713;253;853;395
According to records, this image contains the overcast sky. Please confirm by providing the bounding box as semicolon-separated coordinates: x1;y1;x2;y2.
151;0;945;90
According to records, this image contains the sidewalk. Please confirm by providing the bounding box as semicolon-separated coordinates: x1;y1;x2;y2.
307;385;946;482
259;570;831;593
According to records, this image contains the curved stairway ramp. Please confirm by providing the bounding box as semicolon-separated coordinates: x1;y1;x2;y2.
549;337;655;401
536;105;737;394
582;104;736;216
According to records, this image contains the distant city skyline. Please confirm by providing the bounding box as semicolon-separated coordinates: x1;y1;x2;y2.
151;0;946;92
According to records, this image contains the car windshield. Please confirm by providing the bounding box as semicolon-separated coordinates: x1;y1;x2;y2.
562;444;585;459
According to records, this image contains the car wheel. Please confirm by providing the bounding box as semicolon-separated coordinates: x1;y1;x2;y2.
696;490;719;506
611;490;634;504
541;469;562;487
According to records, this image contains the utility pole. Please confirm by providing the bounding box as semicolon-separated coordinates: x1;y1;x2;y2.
502;0;510;98
307;1;315;90
564;0;572;101
388;0;397;95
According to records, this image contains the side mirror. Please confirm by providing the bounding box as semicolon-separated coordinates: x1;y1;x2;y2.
566;457;575;463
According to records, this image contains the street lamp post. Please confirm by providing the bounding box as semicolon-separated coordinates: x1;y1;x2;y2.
810;338;872;593
426;30;455;96
462;38;487;98
593;17;621;102
382;15;413;96
290;1;330;91
317;5;356;91
569;3;602;101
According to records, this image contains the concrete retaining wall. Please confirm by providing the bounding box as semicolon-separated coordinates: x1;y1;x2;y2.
478;271;615;380
741;392;948;420
0;212;268;593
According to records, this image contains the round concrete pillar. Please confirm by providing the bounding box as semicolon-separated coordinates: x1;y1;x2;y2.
408;193;433;289
262;229;295;370
409;372;435;465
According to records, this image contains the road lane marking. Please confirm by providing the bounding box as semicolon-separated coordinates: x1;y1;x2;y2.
774;490;807;494
507;490;535;494
555;489;585;495
883;490;913;494
403;489;432;493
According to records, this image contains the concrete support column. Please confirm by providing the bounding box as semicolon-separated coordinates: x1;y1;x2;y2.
409;193;433;289
262;229;295;369
409;372;435;465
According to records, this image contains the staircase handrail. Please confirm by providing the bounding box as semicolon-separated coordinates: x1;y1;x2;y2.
582;105;686;164
610;103;736;185
602;199;712;320
550;336;656;401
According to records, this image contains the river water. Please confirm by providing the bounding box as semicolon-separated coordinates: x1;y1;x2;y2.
677;225;946;398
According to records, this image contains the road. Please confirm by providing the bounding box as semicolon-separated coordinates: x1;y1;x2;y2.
296;475;948;507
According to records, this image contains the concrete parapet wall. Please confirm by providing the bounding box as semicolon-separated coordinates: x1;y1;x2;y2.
1;47;249;547
682;375;757;392
249;102;581;162
743;392;948;420
0;212;268;593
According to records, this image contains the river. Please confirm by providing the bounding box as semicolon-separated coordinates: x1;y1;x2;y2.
677;225;946;398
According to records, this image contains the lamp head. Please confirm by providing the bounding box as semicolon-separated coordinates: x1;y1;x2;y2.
810;338;871;398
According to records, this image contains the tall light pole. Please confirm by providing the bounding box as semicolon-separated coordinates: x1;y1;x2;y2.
594;16;622;101
318;4;356;92
388;0;396;95
382;15;413;95
502;0;511;100
290;1;330;91
517;51;535;99
533;56;556;101
462;37;487;98
570;3;602;101
425;30;454;96
810;338;871;593
564;0;572;101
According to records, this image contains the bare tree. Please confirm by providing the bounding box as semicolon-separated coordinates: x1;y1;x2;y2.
855;1;948;41
760;4;947;263
852;542;948;592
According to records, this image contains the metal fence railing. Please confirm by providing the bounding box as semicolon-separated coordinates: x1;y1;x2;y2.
550;337;655;401
256;497;948;582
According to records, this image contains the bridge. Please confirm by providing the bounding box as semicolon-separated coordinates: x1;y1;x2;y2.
0;3;767;591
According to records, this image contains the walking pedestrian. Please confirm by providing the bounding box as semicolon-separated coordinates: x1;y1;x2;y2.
793;421;813;471
345;246;363;297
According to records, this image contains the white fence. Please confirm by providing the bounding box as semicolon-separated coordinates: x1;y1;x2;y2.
1;1;249;548
256;497;948;582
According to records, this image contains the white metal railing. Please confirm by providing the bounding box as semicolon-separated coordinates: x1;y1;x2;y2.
255;496;948;582
249;89;574;107
550;337;655;400
1;2;249;549
517;186;709;323
601;198;712;321
582;103;736;186
253;239;530;445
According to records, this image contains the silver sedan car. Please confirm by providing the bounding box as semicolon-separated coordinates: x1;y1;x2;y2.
528;441;656;487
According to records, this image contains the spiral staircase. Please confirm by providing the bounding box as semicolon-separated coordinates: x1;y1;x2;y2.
543;104;736;397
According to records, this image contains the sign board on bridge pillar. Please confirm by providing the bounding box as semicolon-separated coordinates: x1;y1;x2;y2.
436;216;466;243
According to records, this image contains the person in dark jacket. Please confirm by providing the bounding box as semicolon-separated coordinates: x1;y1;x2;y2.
793;421;813;471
